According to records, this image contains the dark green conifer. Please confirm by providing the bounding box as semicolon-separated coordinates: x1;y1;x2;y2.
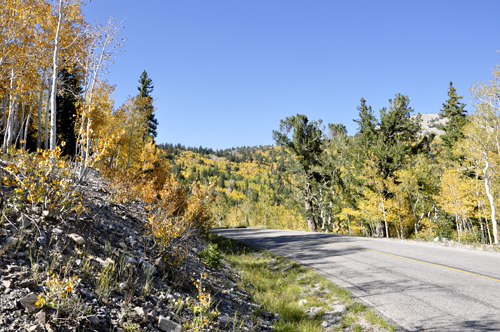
435;81;468;159
137;70;159;141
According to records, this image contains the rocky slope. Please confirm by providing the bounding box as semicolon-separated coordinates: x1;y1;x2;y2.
0;167;276;332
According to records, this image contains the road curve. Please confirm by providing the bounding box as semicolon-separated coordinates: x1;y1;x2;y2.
213;228;500;332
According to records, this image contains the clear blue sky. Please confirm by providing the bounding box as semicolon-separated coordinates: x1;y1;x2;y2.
82;0;500;150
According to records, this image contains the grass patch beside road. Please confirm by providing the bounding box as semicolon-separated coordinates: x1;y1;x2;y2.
210;233;396;332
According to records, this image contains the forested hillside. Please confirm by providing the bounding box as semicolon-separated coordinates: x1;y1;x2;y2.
157;143;308;230
162;78;500;248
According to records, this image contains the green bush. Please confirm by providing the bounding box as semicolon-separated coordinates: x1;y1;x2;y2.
198;243;221;269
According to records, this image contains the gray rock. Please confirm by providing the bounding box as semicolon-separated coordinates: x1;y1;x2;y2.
246;282;256;289
88;316;100;325
80;288;95;300
322;320;329;327
5;237;19;245
19;215;31;228
19;293;40;313
18;279;35;288
35;310;46;324
158;315;181;332
282;264;293;272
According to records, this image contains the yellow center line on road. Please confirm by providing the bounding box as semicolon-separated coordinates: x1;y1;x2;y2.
289;235;500;283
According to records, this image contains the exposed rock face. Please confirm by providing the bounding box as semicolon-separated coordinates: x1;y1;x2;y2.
413;113;447;136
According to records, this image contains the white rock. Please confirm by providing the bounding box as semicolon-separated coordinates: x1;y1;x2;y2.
433;237;440;242
134;307;147;321
68;234;86;246
299;299;308;307
52;228;63;235
158;316;182;332
329;303;347;316
27;325;42;332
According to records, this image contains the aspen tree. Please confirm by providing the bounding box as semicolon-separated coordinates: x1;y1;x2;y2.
462;63;500;244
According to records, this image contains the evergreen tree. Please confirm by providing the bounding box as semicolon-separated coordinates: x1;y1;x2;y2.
436;81;468;159
375;94;425;179
137;70;158;141
273;114;325;232
353;98;377;142
56;68;81;156
352;97;378;168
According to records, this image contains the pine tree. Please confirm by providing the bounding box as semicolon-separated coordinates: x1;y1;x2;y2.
375;94;424;179
353;98;377;142
273;114;325;232
436;81;468;159
137;70;158;141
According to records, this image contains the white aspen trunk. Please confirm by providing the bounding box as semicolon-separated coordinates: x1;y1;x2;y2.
37;91;43;149
23;98;37;149
12;101;20;145
381;197;389;238
49;0;64;151
3;67;16;152
4;97;17;151
484;207;493;245
82;50;105;163
483;159;498;244
44;89;50;149
16;102;25;148
2;95;7;134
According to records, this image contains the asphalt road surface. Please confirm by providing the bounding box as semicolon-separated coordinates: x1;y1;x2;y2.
213;228;500;332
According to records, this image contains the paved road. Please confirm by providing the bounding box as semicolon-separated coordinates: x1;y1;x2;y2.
213;228;500;332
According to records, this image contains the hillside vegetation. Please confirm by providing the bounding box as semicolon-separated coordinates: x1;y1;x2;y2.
163;76;500;249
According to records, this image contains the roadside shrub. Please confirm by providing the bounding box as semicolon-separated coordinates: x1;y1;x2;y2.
1;147;85;215
198;243;221;269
